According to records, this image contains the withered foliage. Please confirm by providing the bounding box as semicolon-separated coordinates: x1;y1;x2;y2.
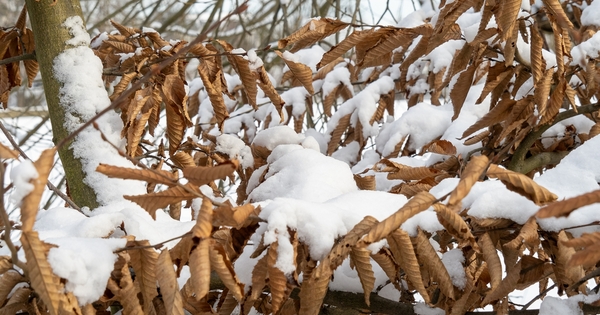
4;0;600;315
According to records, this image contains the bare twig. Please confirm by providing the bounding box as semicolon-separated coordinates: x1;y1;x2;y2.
0;162;27;271
0;53;35;66
56;1;249;151
0;120;81;211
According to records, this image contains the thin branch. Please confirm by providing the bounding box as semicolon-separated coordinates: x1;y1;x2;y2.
0;162;27;271
0;52;35;65
114;231;192;252
0;120;81;211
56;1;249;151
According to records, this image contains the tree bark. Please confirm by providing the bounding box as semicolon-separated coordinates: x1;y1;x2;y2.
25;0;99;208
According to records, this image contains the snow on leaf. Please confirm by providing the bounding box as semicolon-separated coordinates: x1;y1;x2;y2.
276;50;314;95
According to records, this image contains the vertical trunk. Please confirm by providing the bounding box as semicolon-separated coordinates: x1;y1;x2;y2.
25;0;99;208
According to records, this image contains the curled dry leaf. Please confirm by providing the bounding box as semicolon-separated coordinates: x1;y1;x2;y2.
267;241;289;314
448;155;489;206
482;260;522;306
350;246;375;306
189;238;211;300
108;258;144;315
415;229;455;300
20;231;62;315
0;270;25;305
505;216;539;250
156;250;184;315
388;229;431;301
478;233;502;290
434;203;480;252
562;232;600;249
362;191;436;244
0;142;19;159
213;203;256;228
182;160;238;186
209;240;244;301
487;164;558;205
192;197;213;239
275;50;314;95
124;183;200;219
127;240;158;315
278;18;349;52
21;148;56;232
96;163;178;186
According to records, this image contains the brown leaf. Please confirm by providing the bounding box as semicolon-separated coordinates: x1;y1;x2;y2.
530;25;545;84
256;67;286;120
350;247;375;306
107;256;144;315
276;51;314;95
434;203;480;252
171;151;196;169
198;68;229;129
226;54;257;109
481;260;522;305
20;231;62;315
182;160;238;186
21;148;55;232
462;97;514;139
124;183;200;219
505;217;539;249
424;139;457;155
166;102;186;156
128;240;158;315
209;241;244;301
498;0;521;42
539;78;566;126
96;163;178;186
267;241;289;314
387;165;440;181
479;233;502;290
487;164;557;205
537;189;600;218
450;64;476;120
213;203;256;228
415;229;455;300
317;30;368;69
0;142;19;159
327;113;351;155
156;250;184;315
189;238;210;300
448;155;489;206
0;270;25;305
542;0;574;29
192;197;213;239
278;18;349;52
363;191;437;245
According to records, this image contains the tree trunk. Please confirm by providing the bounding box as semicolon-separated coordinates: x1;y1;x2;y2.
25;0;99;208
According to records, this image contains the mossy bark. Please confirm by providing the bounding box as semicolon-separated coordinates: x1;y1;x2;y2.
25;0;99;208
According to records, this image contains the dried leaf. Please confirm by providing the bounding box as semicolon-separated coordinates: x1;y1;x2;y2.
128;240;158;315
278;18;349;52
434;204;480;252
0;270;25;305
487;164;557;205
363;191;437;244
539;78;566;126
0;142;19;159
21;148;55;232
317;30;368;69
505;217;539;249
498;0;521;42
479;233;502;290
462;97;515;139
562;232;600;249
198;68;229;129
276;50;314;95
537;189;600;218
448;155;489;206
267;241;288;314
482;260;521;305
350;247;375;306
182;160;238;186
108;258;144;315
189;239;210;300
415;229;455;300
96;164;178;186
21;231;62;315
530;25;545;84
226;54;257;109
450;65;476;120
192;197;213;239
209;241;244;301
542;0;574;29
213;203;256;228
156;250;184;315
124;183;200;218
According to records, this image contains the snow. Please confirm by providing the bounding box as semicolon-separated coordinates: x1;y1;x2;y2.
571;32;600;66
246;49;263;71
216;134;254;169
414;302;445;315
580;1;600;27
9;160;38;205
539;294;600;315
441;248;467;290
